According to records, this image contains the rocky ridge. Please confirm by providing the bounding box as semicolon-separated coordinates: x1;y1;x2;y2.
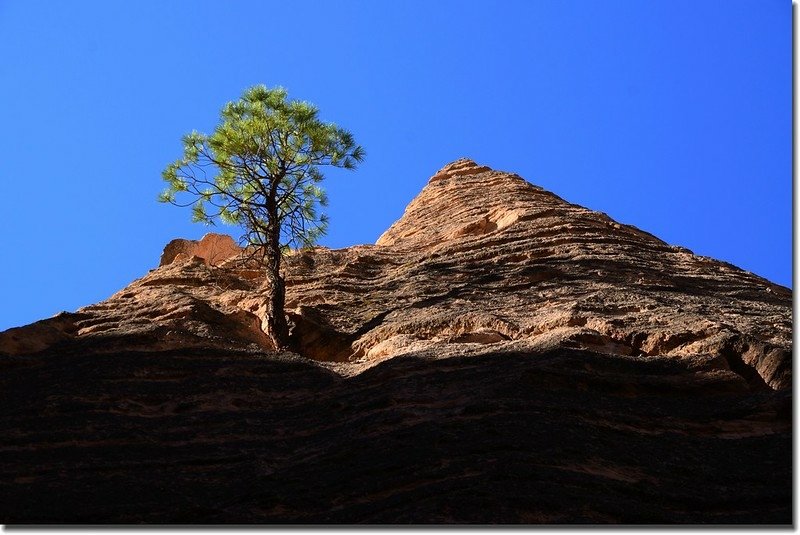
0;159;791;523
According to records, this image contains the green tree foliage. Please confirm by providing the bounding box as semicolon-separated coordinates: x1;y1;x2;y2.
159;85;364;350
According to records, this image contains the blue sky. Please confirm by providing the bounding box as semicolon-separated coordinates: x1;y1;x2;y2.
0;0;790;331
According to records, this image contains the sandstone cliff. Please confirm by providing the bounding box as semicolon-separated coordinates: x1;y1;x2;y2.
0;159;791;524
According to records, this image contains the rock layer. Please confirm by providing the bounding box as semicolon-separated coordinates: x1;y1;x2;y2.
0;159;791;524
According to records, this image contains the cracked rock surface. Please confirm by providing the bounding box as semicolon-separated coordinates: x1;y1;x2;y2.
0;159;791;524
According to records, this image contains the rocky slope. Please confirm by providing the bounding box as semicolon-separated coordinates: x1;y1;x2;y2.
0;159;791;524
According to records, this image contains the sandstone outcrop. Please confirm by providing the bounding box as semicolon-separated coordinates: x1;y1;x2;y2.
159;233;241;267
0;159;791;524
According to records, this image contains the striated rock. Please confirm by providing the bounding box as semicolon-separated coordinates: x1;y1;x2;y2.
0;159;791;524
159;233;241;267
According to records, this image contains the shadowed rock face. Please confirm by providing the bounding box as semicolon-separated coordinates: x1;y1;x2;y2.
0;159;791;524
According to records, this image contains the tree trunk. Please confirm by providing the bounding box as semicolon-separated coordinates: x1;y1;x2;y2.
264;175;289;351
265;265;289;351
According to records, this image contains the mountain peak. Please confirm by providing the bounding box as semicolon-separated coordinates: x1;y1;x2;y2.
376;160;542;247
429;158;492;181
375;159;661;253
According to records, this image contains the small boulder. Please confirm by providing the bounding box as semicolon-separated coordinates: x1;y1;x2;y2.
159;233;241;267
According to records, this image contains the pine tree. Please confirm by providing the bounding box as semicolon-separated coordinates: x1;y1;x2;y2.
159;85;364;350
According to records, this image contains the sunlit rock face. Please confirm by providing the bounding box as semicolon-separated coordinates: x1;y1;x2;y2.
159;233;241;267
0;160;791;524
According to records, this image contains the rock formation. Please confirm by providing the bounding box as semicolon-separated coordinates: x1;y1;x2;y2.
159;233;241;267
0;159;791;524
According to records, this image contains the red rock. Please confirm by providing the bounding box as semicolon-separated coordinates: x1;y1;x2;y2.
0;160;790;524
159;233;241;267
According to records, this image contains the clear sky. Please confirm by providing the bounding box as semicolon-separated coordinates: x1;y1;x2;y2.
0;0;790;331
